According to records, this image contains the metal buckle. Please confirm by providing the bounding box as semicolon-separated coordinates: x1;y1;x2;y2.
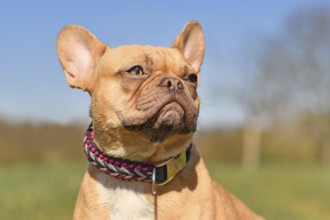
151;151;187;195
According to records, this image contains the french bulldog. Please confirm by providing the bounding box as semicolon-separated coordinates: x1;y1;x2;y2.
57;20;263;220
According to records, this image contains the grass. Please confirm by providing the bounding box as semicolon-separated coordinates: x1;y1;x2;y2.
0;162;86;220
207;162;330;220
0;162;329;220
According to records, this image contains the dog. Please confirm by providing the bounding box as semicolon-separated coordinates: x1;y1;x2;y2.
57;20;263;220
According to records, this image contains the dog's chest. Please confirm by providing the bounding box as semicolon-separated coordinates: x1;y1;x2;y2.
95;173;154;220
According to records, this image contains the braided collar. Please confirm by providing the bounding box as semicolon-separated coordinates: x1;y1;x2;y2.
83;123;192;194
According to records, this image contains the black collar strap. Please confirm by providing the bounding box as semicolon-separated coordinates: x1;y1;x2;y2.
83;124;192;194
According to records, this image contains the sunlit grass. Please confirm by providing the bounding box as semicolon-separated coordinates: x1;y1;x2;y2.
0;162;86;220
0;162;329;220
207;162;330;220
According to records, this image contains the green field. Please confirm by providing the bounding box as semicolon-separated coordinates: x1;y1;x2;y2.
0;162;329;220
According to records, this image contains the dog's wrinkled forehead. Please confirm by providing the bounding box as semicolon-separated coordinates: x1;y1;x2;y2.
101;45;196;76
57;21;204;92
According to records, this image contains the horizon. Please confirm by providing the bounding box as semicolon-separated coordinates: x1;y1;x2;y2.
1;1;329;128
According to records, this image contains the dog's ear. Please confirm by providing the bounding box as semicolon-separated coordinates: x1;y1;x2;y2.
172;21;205;73
57;25;106;91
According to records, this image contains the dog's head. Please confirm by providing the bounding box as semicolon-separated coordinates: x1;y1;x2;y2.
57;21;204;161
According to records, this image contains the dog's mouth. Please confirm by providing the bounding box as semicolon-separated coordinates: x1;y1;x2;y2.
123;101;197;141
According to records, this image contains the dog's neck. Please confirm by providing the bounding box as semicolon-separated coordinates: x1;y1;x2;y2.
83;123;192;194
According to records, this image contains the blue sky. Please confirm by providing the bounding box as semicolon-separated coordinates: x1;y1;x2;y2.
0;1;329;127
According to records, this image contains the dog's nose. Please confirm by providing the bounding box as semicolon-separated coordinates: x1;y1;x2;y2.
159;77;184;91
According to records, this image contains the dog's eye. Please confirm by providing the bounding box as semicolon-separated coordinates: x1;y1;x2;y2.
187;73;198;83
127;66;144;76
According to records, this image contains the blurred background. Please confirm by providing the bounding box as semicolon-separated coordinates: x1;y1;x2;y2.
0;1;330;219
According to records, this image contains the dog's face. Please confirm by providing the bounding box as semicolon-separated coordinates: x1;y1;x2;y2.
57;21;204;161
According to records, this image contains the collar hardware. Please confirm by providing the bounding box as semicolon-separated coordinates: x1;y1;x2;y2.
152;150;187;195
